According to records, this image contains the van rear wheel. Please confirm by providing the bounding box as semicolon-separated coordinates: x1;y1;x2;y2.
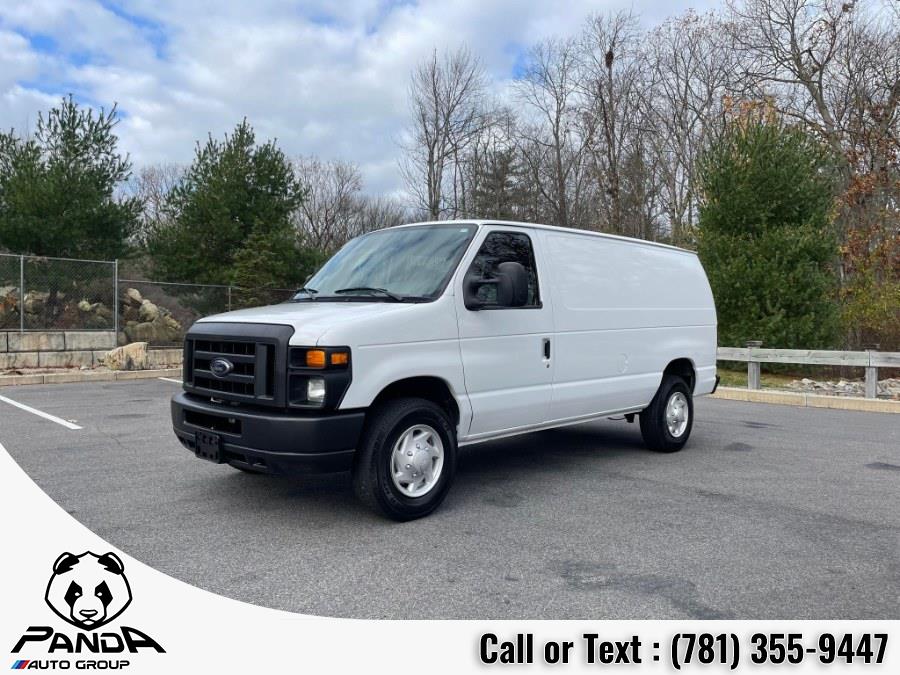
639;375;693;452
352;397;457;521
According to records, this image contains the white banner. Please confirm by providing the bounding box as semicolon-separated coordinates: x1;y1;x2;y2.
0;442;895;674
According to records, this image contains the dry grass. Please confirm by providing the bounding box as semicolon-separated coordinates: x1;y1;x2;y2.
717;365;802;389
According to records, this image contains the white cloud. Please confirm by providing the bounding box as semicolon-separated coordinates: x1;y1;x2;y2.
0;0;717;195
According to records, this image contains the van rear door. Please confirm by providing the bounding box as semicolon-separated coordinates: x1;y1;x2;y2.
455;227;554;438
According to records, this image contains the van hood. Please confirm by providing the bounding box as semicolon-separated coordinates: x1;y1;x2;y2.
195;301;427;345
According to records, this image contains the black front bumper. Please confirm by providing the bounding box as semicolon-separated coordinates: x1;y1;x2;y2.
171;392;365;474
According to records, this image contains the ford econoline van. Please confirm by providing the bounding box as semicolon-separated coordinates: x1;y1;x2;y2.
171;221;718;520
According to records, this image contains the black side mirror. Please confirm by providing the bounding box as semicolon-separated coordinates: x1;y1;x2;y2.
497;261;529;307
464;261;529;310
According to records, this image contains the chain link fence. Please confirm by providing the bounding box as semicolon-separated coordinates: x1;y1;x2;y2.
0;255;20;330
0;253;116;331
0;253;296;346
117;280;294;347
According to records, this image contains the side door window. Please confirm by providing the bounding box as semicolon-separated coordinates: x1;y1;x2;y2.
467;231;541;307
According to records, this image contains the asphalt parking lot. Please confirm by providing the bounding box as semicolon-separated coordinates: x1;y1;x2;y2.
1;378;898;619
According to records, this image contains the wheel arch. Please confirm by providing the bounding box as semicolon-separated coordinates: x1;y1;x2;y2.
369;376;461;427
663;357;696;394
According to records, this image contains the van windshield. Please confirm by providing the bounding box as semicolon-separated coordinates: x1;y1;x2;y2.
295;224;477;302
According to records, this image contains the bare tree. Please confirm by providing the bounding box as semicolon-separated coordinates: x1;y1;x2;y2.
294;156;407;253
351;196;408;237
393;0;896;259
294;156;363;251
729;0;899;268
577;11;667;238
728;0;900;185
513;37;592;229
130;163;182;246
642;10;737;244
729;0;860;160
839;3;900;172
400;46;487;219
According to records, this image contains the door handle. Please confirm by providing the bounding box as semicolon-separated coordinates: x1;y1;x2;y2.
543;338;551;360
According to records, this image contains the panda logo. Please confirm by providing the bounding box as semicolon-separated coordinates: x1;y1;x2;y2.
44;551;132;631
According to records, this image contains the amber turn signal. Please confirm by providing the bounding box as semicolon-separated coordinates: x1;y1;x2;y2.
305;349;327;368
330;352;349;366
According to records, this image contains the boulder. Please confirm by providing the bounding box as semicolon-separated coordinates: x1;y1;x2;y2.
139;299;160;322
75;300;114;329
124;322;150;343
102;342;149;371
123;314;182;344
116;289;183;343
124;288;143;307
0;287;18;325
96;304;113;322
163;314;181;332
23;291;50;314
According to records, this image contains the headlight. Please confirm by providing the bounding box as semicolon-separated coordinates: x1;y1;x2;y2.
307;377;326;404
288;347;352;408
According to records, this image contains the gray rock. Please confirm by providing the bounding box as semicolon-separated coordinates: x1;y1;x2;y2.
786;376;897;399
23;291;50;314
103;342;149;371
123;313;182;344
139;299;160;322
124;288;143;306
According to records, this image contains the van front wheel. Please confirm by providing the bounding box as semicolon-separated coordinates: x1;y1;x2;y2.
352;397;457;521
639;375;693;452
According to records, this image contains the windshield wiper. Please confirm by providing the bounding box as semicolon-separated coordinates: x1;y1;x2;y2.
291;286;319;301
334;287;404;302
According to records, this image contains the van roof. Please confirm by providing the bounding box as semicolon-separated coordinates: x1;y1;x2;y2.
393;219;696;255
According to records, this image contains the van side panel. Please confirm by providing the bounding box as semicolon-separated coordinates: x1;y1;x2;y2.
545;233;717;420
327;296;473;433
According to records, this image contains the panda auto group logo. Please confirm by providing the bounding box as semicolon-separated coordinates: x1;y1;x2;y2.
10;551;165;671
46;552;132;631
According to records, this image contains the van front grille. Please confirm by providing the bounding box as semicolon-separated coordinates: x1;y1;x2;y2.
182;323;293;407
191;340;262;398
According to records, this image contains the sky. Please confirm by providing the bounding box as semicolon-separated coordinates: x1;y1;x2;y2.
0;0;719;196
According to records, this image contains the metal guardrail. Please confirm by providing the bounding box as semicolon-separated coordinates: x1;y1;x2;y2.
717;343;900;399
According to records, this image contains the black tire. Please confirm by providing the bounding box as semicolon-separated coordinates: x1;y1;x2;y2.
639;375;694;452
352;397;457;521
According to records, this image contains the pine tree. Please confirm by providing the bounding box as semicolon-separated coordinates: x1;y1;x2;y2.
697;120;841;348
0;95;140;259
148;120;311;290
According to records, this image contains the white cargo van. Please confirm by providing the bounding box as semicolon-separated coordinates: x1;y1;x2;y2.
171;221;718;520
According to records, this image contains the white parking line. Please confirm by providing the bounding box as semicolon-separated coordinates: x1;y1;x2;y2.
0;394;82;430
158;377;183;384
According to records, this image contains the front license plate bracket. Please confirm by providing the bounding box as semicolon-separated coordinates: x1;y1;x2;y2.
195;431;223;463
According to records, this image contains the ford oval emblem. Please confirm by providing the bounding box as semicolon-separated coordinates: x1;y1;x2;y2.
209;357;234;378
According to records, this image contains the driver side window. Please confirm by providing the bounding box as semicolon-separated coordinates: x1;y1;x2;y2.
467;231;540;307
